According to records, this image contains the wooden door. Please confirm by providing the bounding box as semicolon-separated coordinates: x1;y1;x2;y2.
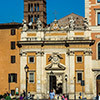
96;75;100;95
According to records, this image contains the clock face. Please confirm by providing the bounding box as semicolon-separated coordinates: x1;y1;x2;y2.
53;56;58;61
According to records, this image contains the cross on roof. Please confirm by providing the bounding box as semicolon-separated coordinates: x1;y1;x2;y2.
53;10;58;19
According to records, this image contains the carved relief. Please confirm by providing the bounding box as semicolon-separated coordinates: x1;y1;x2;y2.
45;53;66;70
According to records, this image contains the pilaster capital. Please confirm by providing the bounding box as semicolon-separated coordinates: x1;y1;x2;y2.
19;51;27;56
66;50;74;56
84;50;92;56
36;51;44;56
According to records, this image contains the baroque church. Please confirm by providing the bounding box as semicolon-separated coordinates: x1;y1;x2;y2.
0;0;100;99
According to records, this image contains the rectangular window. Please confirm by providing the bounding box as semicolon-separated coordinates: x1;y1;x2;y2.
28;56;34;63
34;15;37;23
29;72;34;83
11;56;16;63
98;13;100;26
28;4;30;12
31;4;33;12
8;73;17;83
11;41;15;49
97;0;100;3
77;72;82;83
31;15;33;22
11;29;16;35
76;56;82;63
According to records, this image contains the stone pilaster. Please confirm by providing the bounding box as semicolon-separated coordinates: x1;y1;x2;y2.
67;50;75;99
36;51;44;99
20;51;27;93
84;50;93;99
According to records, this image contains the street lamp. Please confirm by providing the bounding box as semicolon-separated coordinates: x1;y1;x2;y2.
24;65;29;100
65;74;68;97
74;77;76;100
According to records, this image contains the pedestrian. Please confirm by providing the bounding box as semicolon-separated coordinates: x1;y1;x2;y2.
23;90;25;98
28;92;31;99
19;94;24;100
62;94;68;100
5;93;11;100
79;92;82;100
49;89;55;100
96;92;100;100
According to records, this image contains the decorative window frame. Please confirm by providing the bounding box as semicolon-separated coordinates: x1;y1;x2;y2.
96;42;100;60
28;56;35;64
95;9;100;26
97;0;100;3
29;72;35;83
76;56;83;63
76;71;83;83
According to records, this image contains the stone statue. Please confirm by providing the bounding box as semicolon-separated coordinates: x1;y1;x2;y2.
37;18;42;30
69;16;75;31
22;19;28;31
83;18;89;30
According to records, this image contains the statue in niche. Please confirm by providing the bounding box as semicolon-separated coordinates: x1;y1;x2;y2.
83;18;89;30
37;18;42;30
22;19;28;31
69;16;75;31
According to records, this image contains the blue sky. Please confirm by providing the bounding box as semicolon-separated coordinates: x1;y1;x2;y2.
0;0;84;24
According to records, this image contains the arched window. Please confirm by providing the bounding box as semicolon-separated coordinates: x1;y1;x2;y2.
37;3;39;11
97;0;100;3
98;43;100;60
97;75;100;80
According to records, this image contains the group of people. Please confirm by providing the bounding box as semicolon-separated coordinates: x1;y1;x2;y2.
1;90;29;100
49;89;68;100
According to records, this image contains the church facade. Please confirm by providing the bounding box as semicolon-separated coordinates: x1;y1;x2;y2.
18;13;95;99
0;0;100;99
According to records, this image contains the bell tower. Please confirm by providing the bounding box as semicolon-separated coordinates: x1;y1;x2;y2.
24;0;47;29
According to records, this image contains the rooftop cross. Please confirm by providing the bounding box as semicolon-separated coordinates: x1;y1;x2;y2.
53;10;58;19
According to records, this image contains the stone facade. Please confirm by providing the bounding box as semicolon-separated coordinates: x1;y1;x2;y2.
17;17;95;99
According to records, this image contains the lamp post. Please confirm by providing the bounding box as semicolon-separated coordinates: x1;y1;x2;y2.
65;74;68;97
24;65;29;100
74;77;76;100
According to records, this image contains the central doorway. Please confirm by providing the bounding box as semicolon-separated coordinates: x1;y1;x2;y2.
49;74;63;94
96;75;100;95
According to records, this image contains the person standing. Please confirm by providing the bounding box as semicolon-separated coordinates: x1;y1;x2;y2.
49;89;55;100
19;94;24;100
5;93;11;100
96;93;100;100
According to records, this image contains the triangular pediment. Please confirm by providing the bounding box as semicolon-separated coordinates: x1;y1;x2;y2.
49;13;84;28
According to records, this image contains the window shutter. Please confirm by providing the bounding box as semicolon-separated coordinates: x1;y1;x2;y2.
15;74;17;83
8;74;11;83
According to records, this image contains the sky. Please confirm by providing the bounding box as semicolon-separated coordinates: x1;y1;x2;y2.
0;0;85;24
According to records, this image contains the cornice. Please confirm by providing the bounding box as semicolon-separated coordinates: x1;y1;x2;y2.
17;40;95;47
